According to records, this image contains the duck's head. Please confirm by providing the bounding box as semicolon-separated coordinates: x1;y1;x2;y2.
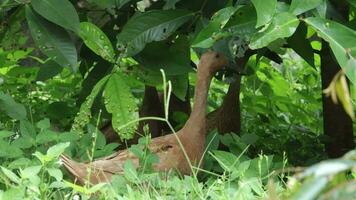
199;51;229;75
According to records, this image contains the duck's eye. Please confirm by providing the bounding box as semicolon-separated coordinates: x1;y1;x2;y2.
215;53;220;58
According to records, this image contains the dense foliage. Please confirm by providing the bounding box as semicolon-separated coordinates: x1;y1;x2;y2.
0;0;355;199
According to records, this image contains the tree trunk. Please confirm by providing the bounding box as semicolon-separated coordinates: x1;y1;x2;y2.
321;41;354;158
320;0;354;158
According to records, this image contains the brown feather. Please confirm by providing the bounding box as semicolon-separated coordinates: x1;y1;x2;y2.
61;52;228;184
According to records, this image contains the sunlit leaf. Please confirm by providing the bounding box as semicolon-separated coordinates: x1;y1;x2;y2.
250;12;299;49
117;9;193;56
192;6;237;48
71;75;110;134
103;72;139;139
304;17;356;84
251;0;277;28
79;22;115;62
289;0;323;15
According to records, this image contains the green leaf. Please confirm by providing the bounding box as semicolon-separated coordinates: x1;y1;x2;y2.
47;168;63;181
304;17;356;84
211;150;239;172
0;141;23;158
251;0;277;28
36;118;50;130
88;0;131;9
79;22;115;62
36;60;63;81
58;132;80;142
0;91;27;120
123;160;138;183
171;74;188;101
12;137;34;149
0;130;14;139
290;0;323;15
117;9;193;56
287;23;315;67
192;6;237;48
1;167;20;184
31;0;80;33
250;12;299;49
135;37;192;75
36;130;58;144
225;5;257;37
103;72;139;139
19;121;36;139
71;75;110;133
25;6;78;72
46;142;70;159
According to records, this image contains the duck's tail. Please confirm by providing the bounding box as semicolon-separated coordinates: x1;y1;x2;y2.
60;154;87;184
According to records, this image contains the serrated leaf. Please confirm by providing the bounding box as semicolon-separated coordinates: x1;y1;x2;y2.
251;0;277;28
103;72;139;139
46;142;70;159
31;0;80;33
304;17;356;84
0;91;27;120
36;130;58;144
25;6;78;72
250;12;299;49
290;0;323;15
192;6;237;48
71;75;110;133
47;168;63;181
79;22;115;62
117;9;193;56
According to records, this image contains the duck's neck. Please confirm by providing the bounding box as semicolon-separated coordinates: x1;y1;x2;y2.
182;65;212;136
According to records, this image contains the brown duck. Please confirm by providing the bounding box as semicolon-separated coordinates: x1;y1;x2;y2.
60;51;228;184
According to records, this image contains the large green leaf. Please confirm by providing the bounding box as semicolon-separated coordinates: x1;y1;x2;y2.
251;0;277;28
79;22;115;63
135;37;192;75
0;91;26;120
287;23;315;67
25;6;78;72
71;75;110;133
289;0;323;15
116;9;193;56
224;5;257;37
103;72;139;139
304;17;356;84
249;12;299;49
31;0;80;33
192;6;237;48
31;0;79;33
